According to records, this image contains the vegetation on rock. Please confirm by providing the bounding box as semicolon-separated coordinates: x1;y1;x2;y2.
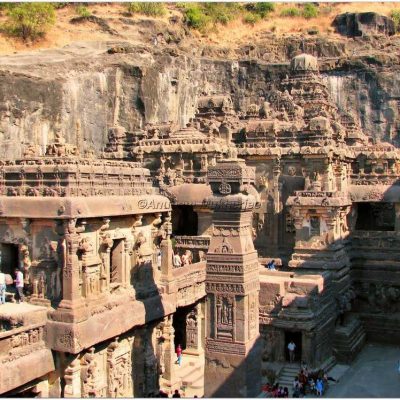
302;3;319;19
127;2;167;17
75;5;91;18
390;9;400;30
4;2;56;41
280;6;301;17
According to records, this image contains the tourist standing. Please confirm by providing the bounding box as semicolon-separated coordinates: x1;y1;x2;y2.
157;248;162;270
316;378;323;396
172;389;181;398
173;252;182;268
0;270;6;304
176;344;182;366
288;340;296;363
14;268;24;303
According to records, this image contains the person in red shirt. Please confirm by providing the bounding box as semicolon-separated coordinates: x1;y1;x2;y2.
176;344;182;366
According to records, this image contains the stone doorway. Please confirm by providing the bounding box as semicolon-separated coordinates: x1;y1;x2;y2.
285;331;302;363
173;306;189;350
0;243;19;275
172;205;198;236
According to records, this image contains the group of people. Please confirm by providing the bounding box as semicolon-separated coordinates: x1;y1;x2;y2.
173;250;193;268
153;389;199;398
262;383;289;398
0;268;24;305
153;389;184;398
292;363;338;397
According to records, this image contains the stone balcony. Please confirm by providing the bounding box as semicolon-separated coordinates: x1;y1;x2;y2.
174;235;211;263
45;259;207;355
0;303;54;395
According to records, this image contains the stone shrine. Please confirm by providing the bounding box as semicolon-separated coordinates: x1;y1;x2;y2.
0;50;400;397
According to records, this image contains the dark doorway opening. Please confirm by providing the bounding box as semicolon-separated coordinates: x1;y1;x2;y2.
172;206;198;236
0;243;19;276
173;305;193;350
355;202;395;231
285;331;302;363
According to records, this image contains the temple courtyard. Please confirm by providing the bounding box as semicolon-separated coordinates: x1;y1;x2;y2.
325;343;400;398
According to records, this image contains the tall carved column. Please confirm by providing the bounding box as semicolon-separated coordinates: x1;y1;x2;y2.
123;238;133;288
272;156;281;253
160;315;179;392
57;218;87;321
160;212;176;294
204;155;261;397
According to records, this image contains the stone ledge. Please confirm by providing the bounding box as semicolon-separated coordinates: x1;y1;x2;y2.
0;347;54;395
46;294;177;353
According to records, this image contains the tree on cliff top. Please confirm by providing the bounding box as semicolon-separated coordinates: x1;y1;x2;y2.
5;3;56;41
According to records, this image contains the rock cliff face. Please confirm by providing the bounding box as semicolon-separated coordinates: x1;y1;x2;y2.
0;25;399;158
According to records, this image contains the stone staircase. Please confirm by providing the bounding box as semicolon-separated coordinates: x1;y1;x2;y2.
333;316;366;364
176;354;205;398
277;363;300;396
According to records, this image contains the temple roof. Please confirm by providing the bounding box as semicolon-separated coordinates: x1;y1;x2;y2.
163;183;212;205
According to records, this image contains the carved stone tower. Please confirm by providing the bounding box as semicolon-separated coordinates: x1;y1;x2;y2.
204;153;261;397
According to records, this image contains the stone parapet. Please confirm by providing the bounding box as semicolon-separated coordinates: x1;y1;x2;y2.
0;303;54;395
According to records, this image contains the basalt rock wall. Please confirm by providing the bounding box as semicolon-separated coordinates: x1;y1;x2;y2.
0;34;400;158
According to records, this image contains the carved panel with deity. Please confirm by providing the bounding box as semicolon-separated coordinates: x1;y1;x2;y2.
107;337;133;398
216;295;235;340
80;348;107;398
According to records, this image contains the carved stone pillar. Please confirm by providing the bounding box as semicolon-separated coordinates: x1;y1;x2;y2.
160;238;176;294
100;235;113;293
204;156;261;398
64;357;81;398
160;315;179;391
123;239;133;288
57;219;83;307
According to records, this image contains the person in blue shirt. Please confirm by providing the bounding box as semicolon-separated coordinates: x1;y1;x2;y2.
316;378;323;396
266;259;276;270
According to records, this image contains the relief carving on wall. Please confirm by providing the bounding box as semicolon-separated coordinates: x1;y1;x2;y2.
216;295;234;340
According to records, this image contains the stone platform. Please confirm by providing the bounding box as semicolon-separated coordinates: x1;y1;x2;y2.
326;343;400;397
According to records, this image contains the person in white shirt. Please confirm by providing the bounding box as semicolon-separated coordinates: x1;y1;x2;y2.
173;253;182;268
14;268;24;303
0;271;6;304
288;340;296;363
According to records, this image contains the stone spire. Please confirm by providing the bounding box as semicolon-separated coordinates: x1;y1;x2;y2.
204;156;261;397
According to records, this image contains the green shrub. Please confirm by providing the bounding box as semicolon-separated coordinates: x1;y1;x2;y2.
245;2;274;18
302;3;319;19
254;2;275;18
5;3;56;41
390;9;400;30
280;7;301;17
184;5;211;31
203;2;238;25
243;12;260;25
76;5;91;18
127;2;166;17
182;3;242;32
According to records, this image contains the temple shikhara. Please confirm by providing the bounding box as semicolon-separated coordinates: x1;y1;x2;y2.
1;53;400;397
